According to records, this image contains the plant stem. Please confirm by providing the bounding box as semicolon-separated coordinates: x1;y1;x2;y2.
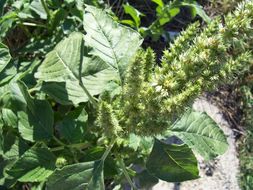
28;87;39;93
101;138;116;161
118;158;137;190
21;22;47;28
79;80;98;108
53;136;66;146
50;142;91;152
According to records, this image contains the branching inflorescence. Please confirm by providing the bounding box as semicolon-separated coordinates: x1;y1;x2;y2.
98;0;253;137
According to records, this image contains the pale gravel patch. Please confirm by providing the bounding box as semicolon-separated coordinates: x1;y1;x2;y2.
151;97;240;190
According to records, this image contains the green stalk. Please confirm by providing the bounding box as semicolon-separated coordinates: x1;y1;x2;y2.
101;138;116;162
118;158;137;190
21;22;47;28
53;136;66;146
50;142;91;152
79;80;98;108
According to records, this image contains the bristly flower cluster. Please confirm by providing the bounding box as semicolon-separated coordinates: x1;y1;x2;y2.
98;0;253;137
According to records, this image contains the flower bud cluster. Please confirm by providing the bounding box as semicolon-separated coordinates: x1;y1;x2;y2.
158;0;253;119
98;0;253;137
97;101;122;138
160;22;200;71
143;47;156;82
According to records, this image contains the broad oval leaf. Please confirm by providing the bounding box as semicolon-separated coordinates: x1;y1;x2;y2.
46;160;104;190
35;32;118;105
146;139;199;182
0;42;11;73
7;147;56;182
6;82;54;142
17;82;53;142
167;110;228;160
83;5;143;81
35;32;83;82
36;6;143;105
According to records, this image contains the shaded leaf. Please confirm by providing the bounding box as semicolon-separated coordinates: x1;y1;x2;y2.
181;2;211;23
47;160;104;190
0;60;17;86
0;12;17;38
136;170;159;189
0;0;7;16
16;82;54;142
1;131;28;160
7;147;56;182
57;108;88;143
0;42;11;73
146;139;199;182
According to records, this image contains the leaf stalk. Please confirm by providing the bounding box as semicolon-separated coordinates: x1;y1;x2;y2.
118;158;137;190
50;142;91;152
101;138;116;161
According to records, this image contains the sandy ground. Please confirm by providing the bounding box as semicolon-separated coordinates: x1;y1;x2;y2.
151;97;240;190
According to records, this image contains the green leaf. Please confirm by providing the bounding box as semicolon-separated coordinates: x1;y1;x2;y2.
158;7;180;25
181;1;211;23
167;110;228;160
128;134;141;151
35;32;84;82
7;147;56;182
1;108;18;128
0;60;17;86
30;0;48;19
57;108;88;143
0;12;17;38
0;42;11;73
1;131;28;160
123;3;144;28
40;82;89;105
126;134;154;154
80;147;118;178
2;82;26;111
83;5;143;81
146;139;199;182
16;82;54;142
46;160;104;190
0;131;29;187
35;32;118;105
152;0;164;7
120;19;135;28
